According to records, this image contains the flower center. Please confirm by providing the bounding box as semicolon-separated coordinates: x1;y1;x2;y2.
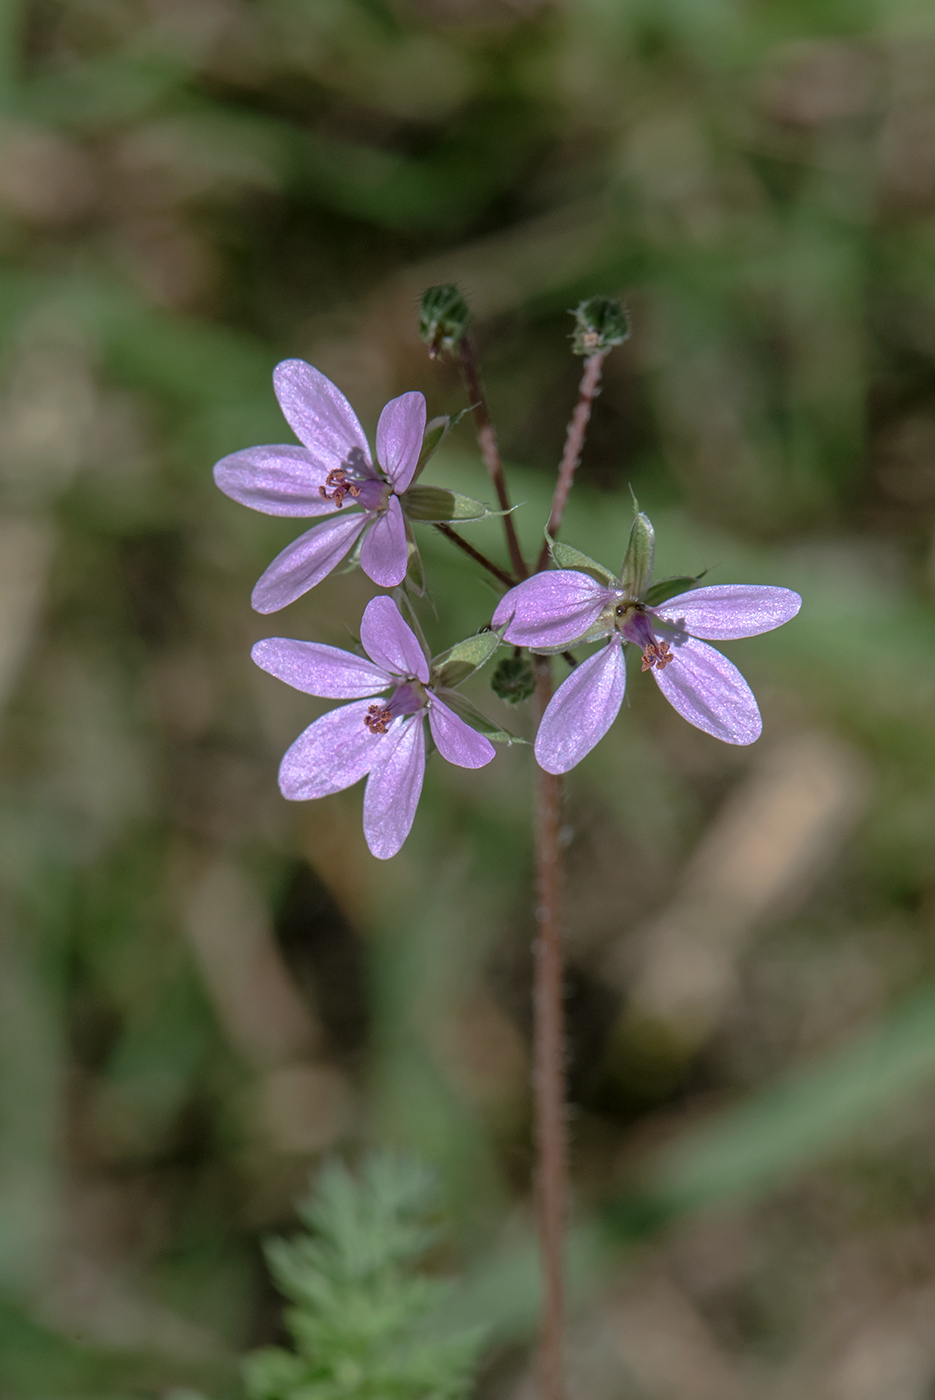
614;601;676;671
362;681;427;736
319;468;361;508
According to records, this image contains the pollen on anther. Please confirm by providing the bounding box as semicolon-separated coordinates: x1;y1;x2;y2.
641;640;674;672
320;468;361;509
364;704;393;735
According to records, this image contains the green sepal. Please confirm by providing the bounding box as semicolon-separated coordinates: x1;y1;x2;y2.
576;617;616;645
402;486;490;523
431;629;503;689
620;512;655;598
644;573;707;608
404;527;426;596
410;406;472;483
334;528;365;574
437;689;527;745
544;532;618;586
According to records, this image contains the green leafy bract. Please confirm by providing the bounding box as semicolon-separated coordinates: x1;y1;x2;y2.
431;630;502;689
644;574;707;608
410;408;472;484
620;512;655;599
544;534;617;586
437;690;526;746
402;487;489;523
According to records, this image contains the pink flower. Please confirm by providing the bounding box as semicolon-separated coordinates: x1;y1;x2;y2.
252;596;496;859
214;361;426;611
493;523;800;772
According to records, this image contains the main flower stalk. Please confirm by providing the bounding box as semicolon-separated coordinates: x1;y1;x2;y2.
532;655;567;1400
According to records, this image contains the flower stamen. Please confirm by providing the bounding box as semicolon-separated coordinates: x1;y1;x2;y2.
319;468;361;509
641;640;674;672
364;704;393;735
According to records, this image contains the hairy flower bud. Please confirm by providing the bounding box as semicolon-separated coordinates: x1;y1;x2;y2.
571;297;630;356
419;284;471;358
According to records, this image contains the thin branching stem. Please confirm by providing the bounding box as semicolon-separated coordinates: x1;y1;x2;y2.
457;333;528;580
434;523;515;587
537;353;606;572
532;653;567;1400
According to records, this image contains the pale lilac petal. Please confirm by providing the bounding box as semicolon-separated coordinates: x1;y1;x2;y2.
278;699;379;800
652;635;762;745
376;392;426;492
654;584;802;640
273;360;371;471
251;513;367;614
359;595;429;682
360;494;409;587
535;638;626;774
213;445;340;517
363;715;426;859
428;697;495;769
493;571;617;649
251;638;390;697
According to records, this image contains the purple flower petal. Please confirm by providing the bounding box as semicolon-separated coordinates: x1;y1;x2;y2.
376;391;426;493
273;360;371;470
360;494;409;587
278;699;378;799
493;571;617;649
213;445;339;518
429;697;495;769
251;513;367;614
251;638;390;697
652;635;762;744
363;715;426;859
535;638;626;774
359;596;429;682
654;584;802;640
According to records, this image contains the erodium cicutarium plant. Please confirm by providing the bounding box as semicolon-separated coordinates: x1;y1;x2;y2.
214;290;801;1400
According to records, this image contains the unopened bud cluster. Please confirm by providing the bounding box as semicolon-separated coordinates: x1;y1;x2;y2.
419;284;471;358
491;655;536;704
571;297;630;356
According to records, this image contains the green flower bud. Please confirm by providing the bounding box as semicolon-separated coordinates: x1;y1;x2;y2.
419;285;471;358
491;655;536;704
571;297;630;356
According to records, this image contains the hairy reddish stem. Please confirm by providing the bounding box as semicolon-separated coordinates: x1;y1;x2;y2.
458;334;528;580
537;353;606;572
434;523;516;588
532;654;567;1400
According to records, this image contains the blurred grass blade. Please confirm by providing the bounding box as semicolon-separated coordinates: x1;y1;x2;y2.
612;984;935;1231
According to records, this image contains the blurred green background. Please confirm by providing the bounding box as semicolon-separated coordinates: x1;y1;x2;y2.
3;0;935;1396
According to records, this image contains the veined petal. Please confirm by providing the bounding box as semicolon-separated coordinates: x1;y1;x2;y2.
652;635;762;745
428;696;495;769
251;513;367;614
359;595;429;682
363;715;426;859
278;699;379;800
273;360;371;470
213;445;338;517
535;638;626;774
252;638;390;697
655;584;801;640
360;494;409;587
493;571;617;650
376;392;426;493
